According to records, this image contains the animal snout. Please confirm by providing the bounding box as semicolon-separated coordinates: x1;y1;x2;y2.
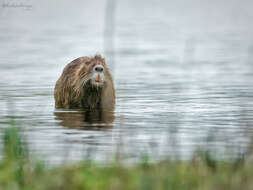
94;65;104;72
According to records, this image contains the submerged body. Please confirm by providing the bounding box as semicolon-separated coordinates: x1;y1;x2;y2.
54;55;115;111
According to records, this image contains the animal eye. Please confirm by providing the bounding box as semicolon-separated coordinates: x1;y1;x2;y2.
86;61;91;65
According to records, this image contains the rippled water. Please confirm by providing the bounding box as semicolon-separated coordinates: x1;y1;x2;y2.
1;0;253;164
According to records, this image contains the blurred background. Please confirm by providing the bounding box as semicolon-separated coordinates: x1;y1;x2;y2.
0;0;253;164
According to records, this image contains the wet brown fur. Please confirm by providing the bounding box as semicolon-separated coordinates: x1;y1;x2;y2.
54;55;115;110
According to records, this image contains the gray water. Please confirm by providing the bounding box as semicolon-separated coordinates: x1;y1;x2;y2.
1;0;253;164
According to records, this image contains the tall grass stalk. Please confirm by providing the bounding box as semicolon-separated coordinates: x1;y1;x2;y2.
0;123;253;190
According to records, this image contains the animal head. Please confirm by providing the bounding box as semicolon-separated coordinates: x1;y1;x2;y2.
78;55;108;88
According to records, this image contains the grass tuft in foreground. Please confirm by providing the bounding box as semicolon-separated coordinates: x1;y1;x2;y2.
0;125;253;190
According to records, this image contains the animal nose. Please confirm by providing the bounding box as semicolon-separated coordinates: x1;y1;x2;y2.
94;65;104;72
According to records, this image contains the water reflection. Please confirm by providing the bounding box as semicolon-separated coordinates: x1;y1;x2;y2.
54;109;115;130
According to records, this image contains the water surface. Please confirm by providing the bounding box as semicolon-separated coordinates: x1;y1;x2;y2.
1;0;253;164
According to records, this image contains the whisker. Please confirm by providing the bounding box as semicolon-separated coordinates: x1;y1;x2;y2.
81;76;90;86
74;74;90;93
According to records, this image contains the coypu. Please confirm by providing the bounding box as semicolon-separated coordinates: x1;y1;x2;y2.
54;55;115;110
